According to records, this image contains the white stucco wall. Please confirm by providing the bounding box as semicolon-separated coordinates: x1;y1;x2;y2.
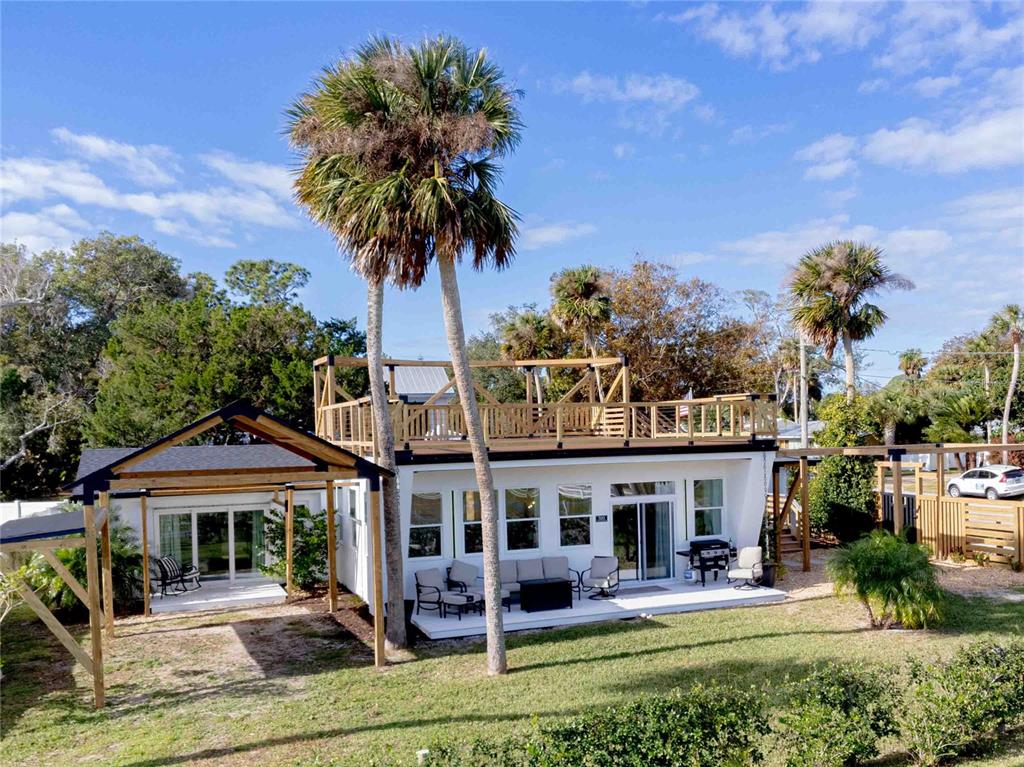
339;450;775;609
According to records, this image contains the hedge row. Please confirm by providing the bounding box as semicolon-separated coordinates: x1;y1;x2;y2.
393;639;1024;767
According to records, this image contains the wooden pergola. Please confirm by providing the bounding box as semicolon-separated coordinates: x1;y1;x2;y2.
1;401;392;709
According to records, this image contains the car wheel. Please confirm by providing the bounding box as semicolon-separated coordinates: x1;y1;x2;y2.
986;488;998;500
948;484;960;497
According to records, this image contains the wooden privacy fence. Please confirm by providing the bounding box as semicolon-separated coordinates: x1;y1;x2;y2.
916;496;1024;565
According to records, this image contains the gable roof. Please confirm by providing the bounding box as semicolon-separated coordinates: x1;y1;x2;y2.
75;444;313;480
66;400;390;496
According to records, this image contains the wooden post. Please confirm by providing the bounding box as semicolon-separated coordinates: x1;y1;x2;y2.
772;466;782;566
621;358;631;403
140;493;150;617
891;452;904;536
800;457;811;572
387;365;397;398
285;485;295;595
369;485;386;668
936;457;945;500
313;367;323;435
83;498;105;708
98;491;114;639
325;480;338;613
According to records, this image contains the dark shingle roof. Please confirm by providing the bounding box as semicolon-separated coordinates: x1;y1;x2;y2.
74;444;313;480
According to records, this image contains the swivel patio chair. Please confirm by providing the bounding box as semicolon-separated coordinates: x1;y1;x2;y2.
726;547;763;589
581;556;620;599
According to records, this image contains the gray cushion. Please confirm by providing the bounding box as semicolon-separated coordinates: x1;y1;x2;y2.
440;591;476;606
468;587;511;600
589;556;618;579
542;556;570;580
516;558;544;581
499;560;518;584
583;576;615;589
416;568;444;590
449;559;479;588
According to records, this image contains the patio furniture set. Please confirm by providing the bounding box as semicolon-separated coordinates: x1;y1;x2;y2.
676;540;765;588
415;555;622;620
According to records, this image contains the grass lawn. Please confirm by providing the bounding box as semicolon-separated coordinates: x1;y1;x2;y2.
2;571;1024;767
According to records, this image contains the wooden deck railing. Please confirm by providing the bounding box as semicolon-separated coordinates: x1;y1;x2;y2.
315;394;777;455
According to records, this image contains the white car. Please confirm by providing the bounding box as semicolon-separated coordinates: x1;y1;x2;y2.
946;465;1024;500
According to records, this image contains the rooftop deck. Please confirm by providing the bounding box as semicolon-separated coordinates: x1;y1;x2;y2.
313;356;778;457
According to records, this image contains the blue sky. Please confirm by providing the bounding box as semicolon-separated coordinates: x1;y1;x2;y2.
2;2;1022;384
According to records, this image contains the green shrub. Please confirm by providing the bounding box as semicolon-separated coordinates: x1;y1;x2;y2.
827;530;944;629
808;396;877;542
778;664;897;767
902;640;1024;766
26;505;142;617
417;684;767;767
260;504;326;591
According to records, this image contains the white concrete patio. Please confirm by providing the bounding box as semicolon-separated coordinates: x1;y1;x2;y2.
411;579;786;640
150;575;287;614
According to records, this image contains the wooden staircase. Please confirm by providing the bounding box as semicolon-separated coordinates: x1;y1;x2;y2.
764;494;805;560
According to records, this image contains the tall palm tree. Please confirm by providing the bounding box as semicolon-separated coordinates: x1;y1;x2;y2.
550;265;611;398
288;35;522;675
869;382;920;446
498;308;558;403
789;241;914;403
898;348;927;379
925;387;991;469
990;304;1023;461
965;330;998;444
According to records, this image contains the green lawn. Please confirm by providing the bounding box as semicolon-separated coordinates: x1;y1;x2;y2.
2;589;1023;767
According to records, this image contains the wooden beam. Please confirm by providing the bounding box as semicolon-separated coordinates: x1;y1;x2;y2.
936;458;945;500
556;370;594;404
82;502;105;708
892;454;904;536
421;378;457;408
369;487;386;668
99;492;114;640
772;467;781;566
118;465;319;480
0;537;85;554
285;486;295;595
387;365;396;397
40;549;93;613
140;494;150;618
108;469;356;492
10;572;94;676
109;416;223;473
780;442;1022;458
800;457;810;572
316;356;622;369
325;480;338;613
473;380;500;407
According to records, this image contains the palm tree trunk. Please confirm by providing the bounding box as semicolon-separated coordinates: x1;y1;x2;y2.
984;363;992;444
534;369;544;406
842;331;856;403
1002;338;1020;463
437;255;506;675
366;277;406;649
884;420;896;447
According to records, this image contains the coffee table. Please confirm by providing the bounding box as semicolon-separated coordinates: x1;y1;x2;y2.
518;577;573;612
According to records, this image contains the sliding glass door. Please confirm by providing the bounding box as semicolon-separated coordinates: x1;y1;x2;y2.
157;507;266;581
612;501;674;581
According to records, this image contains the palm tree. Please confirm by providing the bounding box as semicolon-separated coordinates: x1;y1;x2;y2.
990;304;1023;462
789;241;914;403
498;308;558;403
550;266;611;398
898;348;927;379
965;330;999;444
868;382;919;446
288;35;522;675
925;388;991;469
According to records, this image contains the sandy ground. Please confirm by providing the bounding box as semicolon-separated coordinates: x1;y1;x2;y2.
775;549;1024;602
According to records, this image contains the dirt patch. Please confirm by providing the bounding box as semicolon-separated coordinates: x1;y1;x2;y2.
934;560;1024;601
774;552;835;602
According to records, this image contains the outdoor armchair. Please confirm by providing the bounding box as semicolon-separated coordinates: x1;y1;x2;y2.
726;547;763;588
448;559;511;612
581;556;620;599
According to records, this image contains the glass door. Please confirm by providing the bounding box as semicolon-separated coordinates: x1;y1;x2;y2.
196;511;230;578
232;509;266;577
159;513;193;565
613;501;674;581
612;503;640;580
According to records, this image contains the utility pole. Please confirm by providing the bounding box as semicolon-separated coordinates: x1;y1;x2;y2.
799;333;809;448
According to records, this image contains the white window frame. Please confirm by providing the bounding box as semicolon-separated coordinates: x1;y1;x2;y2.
346;487;361;547
459;490;488;556
557;484;593;548
502;487;541;553
408;492;444;559
692;477;726;538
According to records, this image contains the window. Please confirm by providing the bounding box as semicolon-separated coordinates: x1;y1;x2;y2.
462;491;489;554
558;484;592;546
504;488;540;550
693;479;724;536
347;488;360;546
409;493;442;558
611;481;675;497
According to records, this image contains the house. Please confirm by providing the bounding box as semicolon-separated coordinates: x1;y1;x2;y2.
315;355;784;636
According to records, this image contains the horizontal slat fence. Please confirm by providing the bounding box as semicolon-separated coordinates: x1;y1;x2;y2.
916;496;1023;566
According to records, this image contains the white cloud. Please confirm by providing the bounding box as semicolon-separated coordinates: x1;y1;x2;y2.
857;78;889;95
561;71;701;135
0;204;90;252
669;1;882;70
718;214;879;265
795;133;859;180
862;107;1024;173
51;127;179;187
824;186;860;208
671;251;715;267
612;143;635;159
693;104;717;122
730;123;789;144
152;218;237;249
200;151;293;200
520;221;597;251
912;75;961;98
946;188;1024;249
874;2;1024;74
